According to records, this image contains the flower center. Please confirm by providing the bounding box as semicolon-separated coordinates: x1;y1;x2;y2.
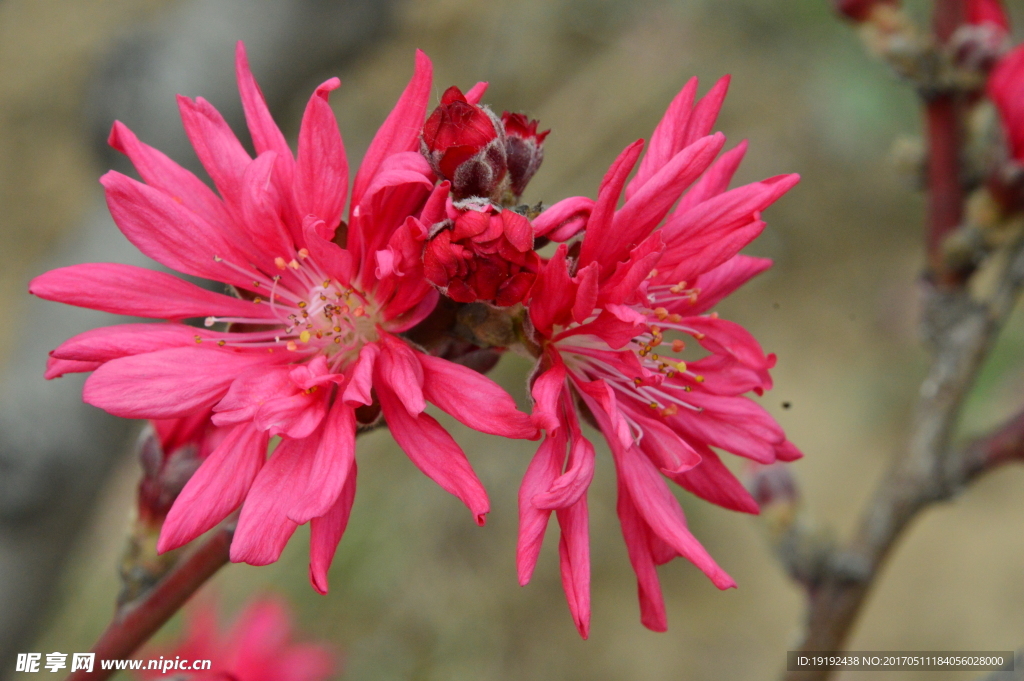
198;253;380;372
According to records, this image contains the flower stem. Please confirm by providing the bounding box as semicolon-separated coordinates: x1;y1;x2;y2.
66;526;232;680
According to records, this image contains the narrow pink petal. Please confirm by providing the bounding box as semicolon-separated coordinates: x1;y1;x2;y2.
626;77;698;199
571;263;599;324
303;216;355;286
418;352;536;439
342;343;379;405
530;359;567;433
308;459;357;594
107;121;232;229
686;316;771;370
51;323;211;362
350;50;432;210
30;263;272;321
669;444;759;514
231;435;318;565
775;439;804;461
577;140;644;274
235;41;295;187
533;196;594;240
464;81;489;104
83;347;273;419
177;94;251;206
239;151;294;261
669;391;784;463
376;377;489;524
616;442;735;589
662;219;766;286
556;498;591;639
517;429;566;585
158;423;268;552
527;244;576;336
378;334;425;415
294;78;348;231
682;254;771;315
533;397;595;510
682;75;730;147
674;140;748;215
289;400;356;524
100;172;251;286
45;357;100;379
603;134;724;265
616;476;668;631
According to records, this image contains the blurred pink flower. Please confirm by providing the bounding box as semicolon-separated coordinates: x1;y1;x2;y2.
138;596;335;681
517;76;801;636
31;43;536;593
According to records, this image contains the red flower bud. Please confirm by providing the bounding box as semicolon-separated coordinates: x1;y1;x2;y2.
422;86;507;200
502;112;549;199
833;0;898;22
423;203;540;307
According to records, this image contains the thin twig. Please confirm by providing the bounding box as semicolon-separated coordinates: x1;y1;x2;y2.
66;525;233;681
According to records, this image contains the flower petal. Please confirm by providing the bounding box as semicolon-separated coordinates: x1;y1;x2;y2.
308;459;357;594
83;347;274;419
158;422;268;552
418;352;536;439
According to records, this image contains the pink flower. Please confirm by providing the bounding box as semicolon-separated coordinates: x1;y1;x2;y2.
30;43;536;593
137;596;335;681
516;76;801;636
990;43;1024;162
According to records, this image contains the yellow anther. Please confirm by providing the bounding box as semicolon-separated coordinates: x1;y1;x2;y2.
675;361;687;372
694;375;704;383
353;306;366;317
252;281;261;288
654;307;669;320
253;297;262;304
649;402;659;410
694;332;706;340
668;314;682;323
650;325;662;335
323;280;331;289
213;255;223;262
275;257;288;270
194;335;202;344
288;259;300;269
684;386;692;392
204;317;216;327
297;301;307;308
333;326;342;333
710;312;719;319
286;341;298;351
320;294;327;301
298;248;310;259
633;377;643;386
299;330;311;343
661;404;679;417
650;354;659;361
217;340;226;347
672;339;686;353
333;336;343;344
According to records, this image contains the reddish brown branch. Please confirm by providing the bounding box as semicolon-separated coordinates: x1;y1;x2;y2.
925;94;965;275
66;526;232;681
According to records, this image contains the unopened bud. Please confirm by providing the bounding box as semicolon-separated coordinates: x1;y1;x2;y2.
501;112;549;199
421;86;507;201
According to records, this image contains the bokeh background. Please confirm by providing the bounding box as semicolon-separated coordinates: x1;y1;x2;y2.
2;0;1024;679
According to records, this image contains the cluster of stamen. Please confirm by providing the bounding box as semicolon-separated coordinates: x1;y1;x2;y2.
193;252;379;371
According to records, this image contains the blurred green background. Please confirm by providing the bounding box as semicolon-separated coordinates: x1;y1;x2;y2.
3;0;1024;679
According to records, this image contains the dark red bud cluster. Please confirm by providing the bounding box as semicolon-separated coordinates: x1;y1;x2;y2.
421;87;548;203
833;0;898;22
423;205;540;307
